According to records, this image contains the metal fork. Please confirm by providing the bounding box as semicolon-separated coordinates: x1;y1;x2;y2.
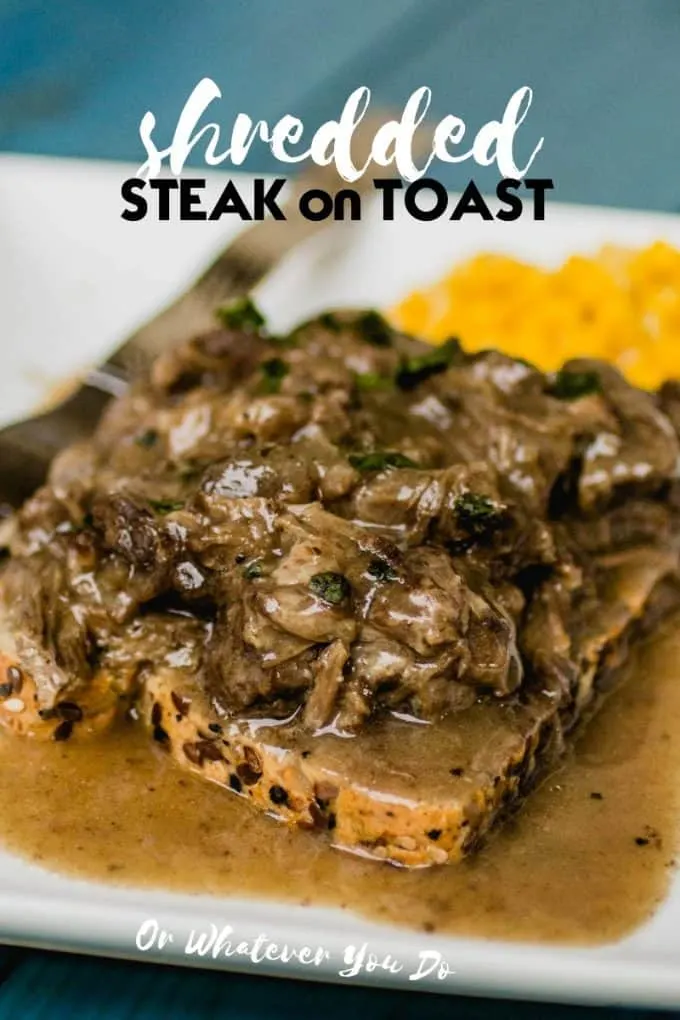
0;151;382;507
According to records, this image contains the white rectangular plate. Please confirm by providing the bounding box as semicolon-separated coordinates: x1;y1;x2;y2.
2;155;680;1009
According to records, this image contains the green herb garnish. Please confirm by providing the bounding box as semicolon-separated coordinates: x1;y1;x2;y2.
216;296;266;333
319;312;342;333
135;428;158;449
309;571;350;605
356;311;392;347
453;492;506;536
367;558;398;582
243;560;263;580
148;498;185;516
549;369;601;401
72;511;94;534
267;334;297;348
396;338;462;391
177;459;207;483
354;371;391;392
349;451;417;472
259;357;289;394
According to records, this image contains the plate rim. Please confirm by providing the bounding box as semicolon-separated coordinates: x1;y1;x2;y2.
2;153;680;1009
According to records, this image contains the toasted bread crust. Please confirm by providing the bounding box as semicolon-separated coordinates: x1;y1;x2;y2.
138;667;560;867
1;552;677;867
0;653;127;741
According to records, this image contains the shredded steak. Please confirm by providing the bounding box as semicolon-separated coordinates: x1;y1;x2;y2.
2;304;680;865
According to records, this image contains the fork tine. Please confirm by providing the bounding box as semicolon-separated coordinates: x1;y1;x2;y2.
0;384;110;505
115;129;387;372
0;110;411;505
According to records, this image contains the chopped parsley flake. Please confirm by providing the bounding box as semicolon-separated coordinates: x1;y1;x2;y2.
259;357;289;394
309;571;350;605
148;498;185;516
216;296;266;333
242;560;263;580
177;460;206;482
354;371;391;392
453;492;506;536
367;558;398;582
72;511;94;534
549;369;601;401
356;311;392;347
267;334;298;348
349;451;417;472
396;338;462;391
319;312;342;332
135;428;158;449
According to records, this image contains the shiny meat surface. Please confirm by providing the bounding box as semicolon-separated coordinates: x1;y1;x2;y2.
3;304;680;731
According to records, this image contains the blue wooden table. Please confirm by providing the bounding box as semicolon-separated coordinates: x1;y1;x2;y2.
1;0;680;1015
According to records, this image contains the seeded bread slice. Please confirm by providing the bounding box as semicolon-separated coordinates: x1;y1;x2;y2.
0;654;131;741
1;545;677;867
138;664;564;867
0;616;135;741
136;546;680;868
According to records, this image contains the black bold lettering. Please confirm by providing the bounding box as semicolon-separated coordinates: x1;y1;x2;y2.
450;181;493;221
404;180;448;221
149;179;178;220
496;178;522;221
334;188;361;221
179;179;206;220
299;188;333;221
374;179;402;221
209;181;253;221
524;178;554;220
121;178;147;221
254;178;286;220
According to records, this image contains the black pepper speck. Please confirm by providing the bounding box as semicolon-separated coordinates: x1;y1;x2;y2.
58;702;83;723
269;785;289;806
53;720;73;742
237;763;261;786
7;665;23;693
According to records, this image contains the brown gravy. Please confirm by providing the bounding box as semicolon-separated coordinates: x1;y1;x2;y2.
1;619;680;946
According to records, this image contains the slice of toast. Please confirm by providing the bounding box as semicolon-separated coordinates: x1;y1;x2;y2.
1;543;677;867
131;545;680;868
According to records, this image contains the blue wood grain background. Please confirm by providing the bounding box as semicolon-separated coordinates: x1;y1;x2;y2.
1;0;680;1016
1;0;680;208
